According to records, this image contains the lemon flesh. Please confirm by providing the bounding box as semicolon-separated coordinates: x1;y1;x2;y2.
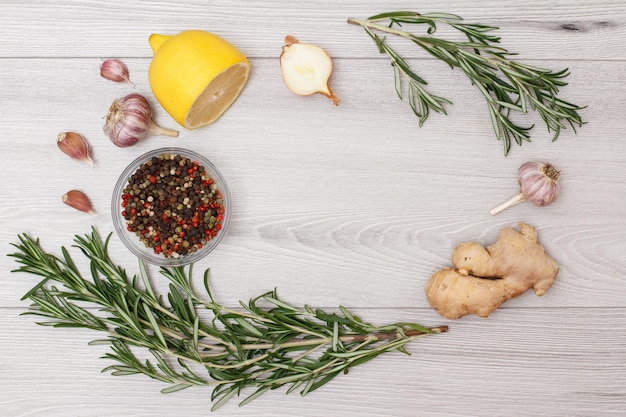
185;62;249;128
148;30;250;129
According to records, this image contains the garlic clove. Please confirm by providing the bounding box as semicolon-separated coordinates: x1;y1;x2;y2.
57;132;94;166
62;190;96;215
491;161;560;215
280;35;340;105
100;59;134;86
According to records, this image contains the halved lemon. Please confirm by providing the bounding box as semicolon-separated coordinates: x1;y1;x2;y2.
148;30;250;129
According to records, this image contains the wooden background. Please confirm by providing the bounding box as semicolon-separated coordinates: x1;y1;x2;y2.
1;1;625;416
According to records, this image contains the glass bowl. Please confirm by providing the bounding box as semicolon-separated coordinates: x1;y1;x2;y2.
111;147;230;266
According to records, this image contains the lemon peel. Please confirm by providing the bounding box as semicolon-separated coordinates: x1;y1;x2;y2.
148;30;250;129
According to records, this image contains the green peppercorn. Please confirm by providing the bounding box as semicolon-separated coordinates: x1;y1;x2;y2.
120;153;226;259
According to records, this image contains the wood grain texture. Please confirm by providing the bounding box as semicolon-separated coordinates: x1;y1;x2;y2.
1;0;625;60
1;58;624;308
1;1;625;416
2;308;625;417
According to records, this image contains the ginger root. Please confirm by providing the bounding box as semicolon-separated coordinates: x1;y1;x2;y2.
425;223;558;319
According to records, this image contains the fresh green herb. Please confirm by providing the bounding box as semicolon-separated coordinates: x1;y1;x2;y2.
348;11;586;155
9;228;447;410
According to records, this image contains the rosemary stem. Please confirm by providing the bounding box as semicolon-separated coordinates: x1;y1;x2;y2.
218;306;274;323
348;18;415;42
348;12;585;155
349;18;504;67
204;353;271;370
237;326;449;351
147;320;448;354
136;318;226;352
308;338;370;377
146;301;182;322
11;229;448;409
290;342;326;363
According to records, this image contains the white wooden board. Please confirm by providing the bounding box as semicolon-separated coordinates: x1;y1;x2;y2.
1;1;625;416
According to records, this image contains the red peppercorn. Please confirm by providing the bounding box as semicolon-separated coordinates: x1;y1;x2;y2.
121;152;226;259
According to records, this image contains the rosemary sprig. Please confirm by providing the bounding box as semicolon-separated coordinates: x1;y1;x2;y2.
348;11;586;155
9;228;447;411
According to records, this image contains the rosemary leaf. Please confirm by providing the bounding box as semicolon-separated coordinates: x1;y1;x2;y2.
9;227;447;409
161;383;194;394
348;11;586;155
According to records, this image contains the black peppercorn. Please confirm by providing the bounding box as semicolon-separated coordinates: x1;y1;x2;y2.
120;153;225;258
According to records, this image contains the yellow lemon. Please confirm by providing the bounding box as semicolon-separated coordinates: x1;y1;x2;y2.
148;30;250;129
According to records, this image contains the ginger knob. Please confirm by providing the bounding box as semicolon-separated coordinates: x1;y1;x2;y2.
424;223;559;319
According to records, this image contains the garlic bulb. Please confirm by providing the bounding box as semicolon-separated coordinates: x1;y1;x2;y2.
491;161;561;215
104;93;178;148
57;132;93;166
100;59;133;85
280;35;340;105
62;190;96;215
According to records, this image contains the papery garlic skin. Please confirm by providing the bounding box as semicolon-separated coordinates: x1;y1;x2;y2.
62;190;96;215
100;59;133;85
104;93;178;148
104;94;150;147
57;132;93;166
518;161;560;207
490;161;561;215
280;35;340;105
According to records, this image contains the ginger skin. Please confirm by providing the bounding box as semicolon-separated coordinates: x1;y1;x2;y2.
425;223;559;319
